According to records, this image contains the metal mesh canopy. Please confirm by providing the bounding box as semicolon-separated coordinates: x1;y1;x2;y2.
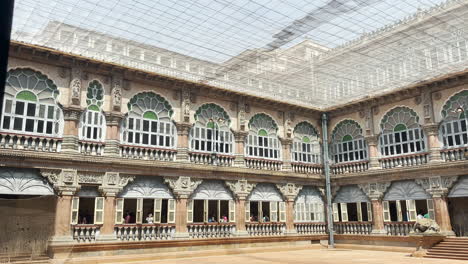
11;0;468;108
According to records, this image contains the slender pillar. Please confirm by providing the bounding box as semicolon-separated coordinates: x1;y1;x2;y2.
97;192;117;241
365;136;380;169
174;196;189;239
370;198;386;235
104;112;123;156
233;131;248;167
280;138;293;171
235;198;249;236
50;187;77;244
285;199;296;234
423;124;442;162
62;106;82;152
321;113;334;247
175;122;191;162
433;196;453;235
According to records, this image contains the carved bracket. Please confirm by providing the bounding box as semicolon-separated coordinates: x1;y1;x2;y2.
225;179;256;200
276;183;303;201
416;176;459;198
358;182;391;200
164;176;202;199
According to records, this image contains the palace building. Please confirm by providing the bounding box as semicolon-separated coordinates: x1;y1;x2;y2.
2;0;468;261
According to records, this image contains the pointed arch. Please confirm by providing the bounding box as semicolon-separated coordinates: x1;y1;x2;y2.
380;106;420;134
245;113;281;160
383;180;430;201
79;80;106;142
330;120;367;164
248;113;278;136
127;91;174;120
292;121;321;163
1;68;63;137
295;186;325;222
248;183;283;202
440;90;468;149
191;180;234;200
333;185;369;203
119;176;174;199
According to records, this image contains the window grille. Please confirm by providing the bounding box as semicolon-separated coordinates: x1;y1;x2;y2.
292;121;320;163
331;120;367;163
441;90;468;149
245;113;281;160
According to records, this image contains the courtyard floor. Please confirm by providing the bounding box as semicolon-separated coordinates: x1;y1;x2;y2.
138;248;465;264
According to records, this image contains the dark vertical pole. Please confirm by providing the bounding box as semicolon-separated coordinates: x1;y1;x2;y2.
321;112;334;248
0;0;15;120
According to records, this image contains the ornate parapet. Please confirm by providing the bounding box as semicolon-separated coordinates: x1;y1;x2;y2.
358;182;391;200
225;179;256;200
276;183;303;201
416;176;458;198
164;176;202;199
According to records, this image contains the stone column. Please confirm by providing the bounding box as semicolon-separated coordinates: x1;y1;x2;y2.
422;124;442;163
226;179;256;236
104;112;123;156
50;186;79;244
277;183;302;235
97;187;120;241
62;106;82;152
365;135;380;169
233;131;248;167
280;138;293;171
432;196;454;236
370;197;386;235
164;176;202;239
175;122;192;162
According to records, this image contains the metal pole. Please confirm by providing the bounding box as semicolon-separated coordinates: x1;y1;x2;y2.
0;0;15;121
321;112;334;248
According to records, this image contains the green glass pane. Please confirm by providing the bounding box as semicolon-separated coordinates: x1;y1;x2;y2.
143;111;158;120
258;129;268;136
16;90;37;101
342;134;353;142
394;123;407;132
88;105;100;111
302;136;310;143
207;121;219;129
460;111;465;119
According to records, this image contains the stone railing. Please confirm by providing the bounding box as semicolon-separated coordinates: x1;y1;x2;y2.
114;224;175;241
72;225;101;242
291;162;323;174
379;152;428;169
384;222;415;236
188;152;235;166
441;147;468;162
331;161;369;175
244;157;282;171
187;223;236;239
246;222;286;236
0;132;62;152
120;145;176;161
78;140;105;156
334;222;372;235
294;222;327;235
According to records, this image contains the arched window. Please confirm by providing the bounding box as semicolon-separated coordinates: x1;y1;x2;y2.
440;90;468;148
292;121;320;163
245;113;281;160
379;107;425;157
331;120;367;163
79;80;106;142
1;68;62;137
190;103;233;154
121;92;176;148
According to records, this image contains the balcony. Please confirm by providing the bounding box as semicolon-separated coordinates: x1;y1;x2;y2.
291;162;323;174
379;152;428;169
120;144;176;161
294;222;327;235
0;132;62;152
72;224;101;243
334;222;372;235
188;152;235;166
441;147;468;162
114;224;175;241
384;221;414;236
187;223;236;239
245;222;285;236
331;160;369;175
78;140;104;156
244;157;282;171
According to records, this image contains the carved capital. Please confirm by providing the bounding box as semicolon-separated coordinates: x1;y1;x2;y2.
164;176;202;199
233;130;249;142
62;106;83;121
104;111;124;126
276;183;303;201
358;182;391;200
225;179;256;200
416;176;458;198
422;123;439;136
175;122;192;135
279;137;293;146
364;135;378;146
40;169;80;195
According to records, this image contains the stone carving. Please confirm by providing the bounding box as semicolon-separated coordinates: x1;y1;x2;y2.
276;183;303;201
433;92;442;101
412;218;441;234
62;169;77;184
421;89;434;123
249;183;283;202
111;75;123;111
191;180;233;200
164;176;202;198
284;112;294;138
416;176;458;197
360;107;374;136
40;169;80;195
238;97;247;131
181;87;191;122
120;176;173;199
226;179;256;199
70;67;82;105
58;67;68;78
0;168;54;196
358;182;391;200
78;172;104;184
100;172;135;196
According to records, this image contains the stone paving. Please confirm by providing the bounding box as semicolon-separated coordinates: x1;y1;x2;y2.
141;249;466;264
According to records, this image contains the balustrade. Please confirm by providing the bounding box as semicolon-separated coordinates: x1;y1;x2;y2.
187;223;235;239
244;157;282;171
294;222;327;235
0;133;62;152
291;162;323;174
334;222;372;235
120;145;176;161
72;225;100;242
441;147;468;161
384;222;414;236
188;152;235;166
245;222;285;236
78;141;104;155
379;153;428;169
114;224;175;241
331;161;369;174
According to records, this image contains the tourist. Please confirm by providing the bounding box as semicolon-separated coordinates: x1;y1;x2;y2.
146;213;154;224
124;211;131;224
417;210;424;219
223;215;228;222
